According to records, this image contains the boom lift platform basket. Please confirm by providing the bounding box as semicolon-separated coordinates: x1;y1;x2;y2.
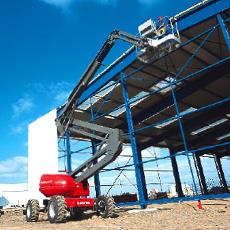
137;16;180;63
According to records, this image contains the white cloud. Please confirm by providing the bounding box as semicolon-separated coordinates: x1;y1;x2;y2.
39;0;156;9
11;124;24;135
30;81;74;105
49;81;74;104
0;156;28;179
10;121;30;136
12;95;34;118
40;0;74;8
39;0;117;9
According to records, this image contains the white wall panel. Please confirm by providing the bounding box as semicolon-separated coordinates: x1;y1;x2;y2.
28;109;58;205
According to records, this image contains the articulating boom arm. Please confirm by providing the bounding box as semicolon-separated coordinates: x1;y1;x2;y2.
56;30;148;134
56;30;142;182
57;17;181;133
65;119;123;182
55;20;180;182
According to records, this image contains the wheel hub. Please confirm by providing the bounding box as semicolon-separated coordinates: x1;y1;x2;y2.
26;207;30;218
49;203;55;218
98;200;106;214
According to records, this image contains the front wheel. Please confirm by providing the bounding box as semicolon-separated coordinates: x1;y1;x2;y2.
47;196;67;223
26;199;40;222
96;196;116;218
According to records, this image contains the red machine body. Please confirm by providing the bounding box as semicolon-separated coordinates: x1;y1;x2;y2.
39;174;90;197
39;174;94;208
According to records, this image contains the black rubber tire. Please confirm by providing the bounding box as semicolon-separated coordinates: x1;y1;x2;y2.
25;199;40;222
47;196;67;224
96;196;115;218
23;209;26;215
70;208;84;220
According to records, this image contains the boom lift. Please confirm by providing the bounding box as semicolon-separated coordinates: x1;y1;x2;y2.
25;17;180;224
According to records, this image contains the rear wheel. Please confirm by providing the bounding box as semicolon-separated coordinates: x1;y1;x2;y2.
48;196;67;223
26;199;39;222
96;196;115;218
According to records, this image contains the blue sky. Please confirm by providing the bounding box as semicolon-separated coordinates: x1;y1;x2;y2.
0;0;229;189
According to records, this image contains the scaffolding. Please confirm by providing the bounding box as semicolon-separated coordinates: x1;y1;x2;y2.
57;0;230;208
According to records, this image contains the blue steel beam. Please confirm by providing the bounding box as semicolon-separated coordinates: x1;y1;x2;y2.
121;73;148;209
57;0;229;112
97;141;229;175
176;0;230;31
91;140;101;197
135;96;230;136
214;155;229;192
77;51;136;108
140;101;230;149
94;57;229;132
189;141;230;155
66;130;72;173
89;97;101;197
169;148;184;197
217;14;230;52
193;154;208;195
122;60;230;129
173;123;230;153
169;79;198;195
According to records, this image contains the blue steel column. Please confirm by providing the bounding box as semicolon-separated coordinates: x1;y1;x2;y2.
90;97;101;197
169;80;198;195
193;154;208;195
91;140;101;197
214;155;229;193
169;149;184;197
217;14;230;52
121;73;148;208
66;130;72;173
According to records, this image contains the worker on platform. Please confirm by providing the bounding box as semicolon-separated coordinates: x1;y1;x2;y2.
156;16;172;38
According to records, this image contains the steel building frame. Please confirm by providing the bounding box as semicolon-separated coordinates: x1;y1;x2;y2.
57;0;230;208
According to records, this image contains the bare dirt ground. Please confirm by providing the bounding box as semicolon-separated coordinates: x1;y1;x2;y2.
1;199;230;230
